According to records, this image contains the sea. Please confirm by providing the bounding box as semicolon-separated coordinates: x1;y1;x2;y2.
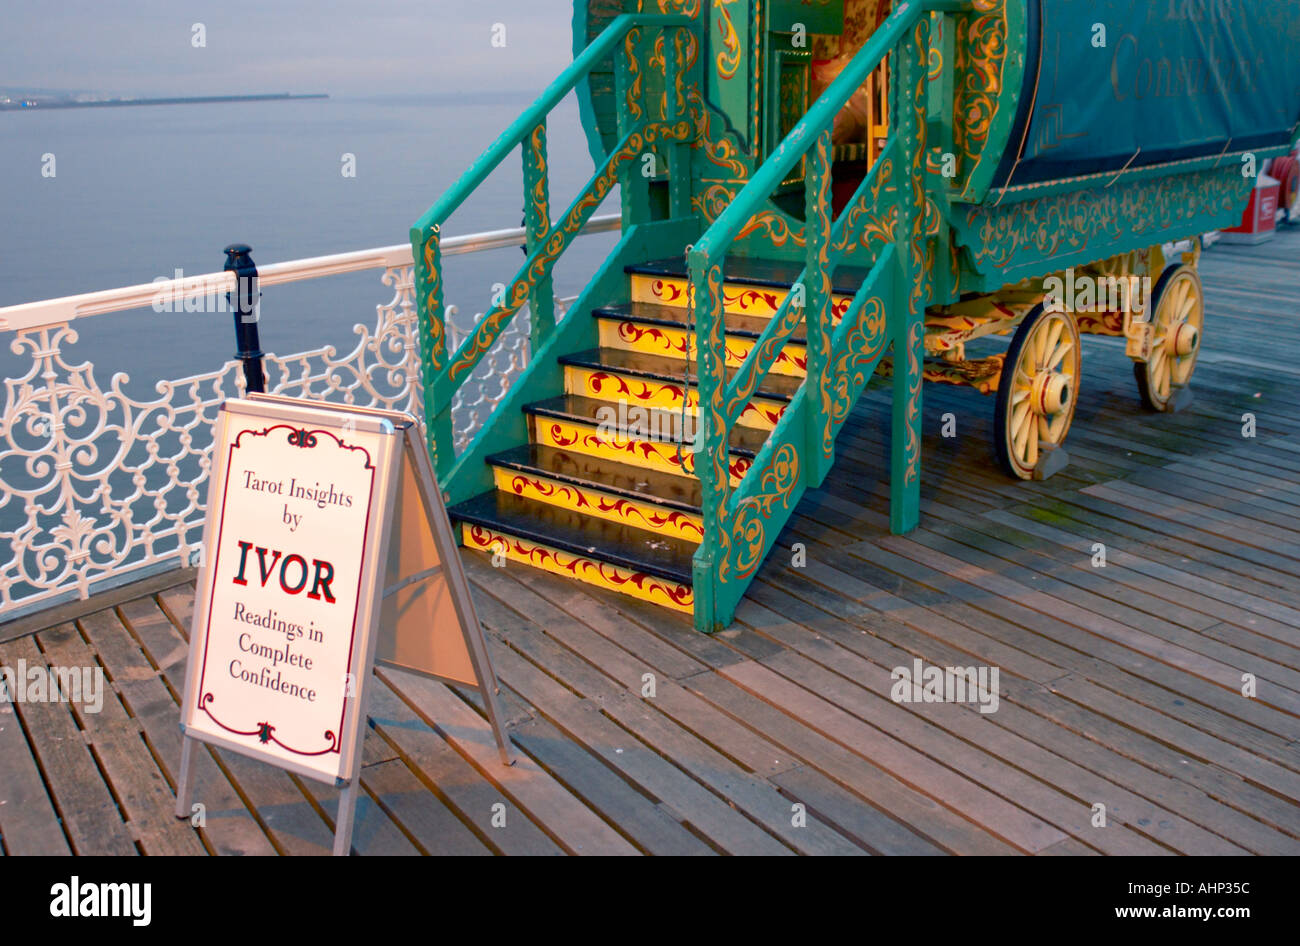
0;93;621;396
0;92;624;603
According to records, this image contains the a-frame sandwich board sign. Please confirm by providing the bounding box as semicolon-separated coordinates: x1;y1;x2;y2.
175;394;511;856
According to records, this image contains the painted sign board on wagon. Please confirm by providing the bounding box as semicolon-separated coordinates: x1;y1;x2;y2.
175;395;510;855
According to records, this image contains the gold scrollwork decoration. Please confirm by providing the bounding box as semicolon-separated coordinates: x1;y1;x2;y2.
527;124;549;244
964;170;1245;270
715;0;742;79
830;294;888;425
625;28;644;121
421;230;445;372
723;442;800;583
904;319;923;485
953;0;1007;186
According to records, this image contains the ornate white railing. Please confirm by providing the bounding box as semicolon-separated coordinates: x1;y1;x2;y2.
0;214;619;620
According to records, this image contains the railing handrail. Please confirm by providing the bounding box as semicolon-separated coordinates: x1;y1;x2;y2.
412;12;690;233
411;10;697;477
691;0;926;265
0;215;621;334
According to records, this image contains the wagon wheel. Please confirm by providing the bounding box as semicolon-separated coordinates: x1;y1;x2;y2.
1134;264;1203;412
994;304;1081;480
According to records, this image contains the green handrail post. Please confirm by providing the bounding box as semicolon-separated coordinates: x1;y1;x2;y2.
701;0;925;434
665;26;695;218
689;252;725;633
680;0;931;625
804;128;834;488
889;16;929;535
616;26;653;227
524;118;554;351
411;221;455;478
928;10;955;187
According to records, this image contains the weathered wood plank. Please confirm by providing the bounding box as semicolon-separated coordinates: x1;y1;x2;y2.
740;589;1255;854
764;528;1300;838
33;621;205;855
0;637;136;855
356;756;492;856
466;563;863;855
0;684;71;855
366;680;564;856
835;531;1300;746
77;608;275;856
377;666;640;856
721;655;1070;853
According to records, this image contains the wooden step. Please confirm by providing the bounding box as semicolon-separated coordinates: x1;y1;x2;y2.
626;257;865;319
486;443;704;543
449;491;695;613
559;347;797;430
524;394;762;487
595;301;810;378
630;255;876;291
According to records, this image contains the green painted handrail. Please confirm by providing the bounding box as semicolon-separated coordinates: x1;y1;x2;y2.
429;118;691;408
409;12;692;476
412;13;690;235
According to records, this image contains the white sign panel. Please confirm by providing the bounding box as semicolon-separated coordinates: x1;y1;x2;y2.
181;401;398;783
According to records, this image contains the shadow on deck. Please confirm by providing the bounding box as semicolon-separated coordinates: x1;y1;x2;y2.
2;230;1299;855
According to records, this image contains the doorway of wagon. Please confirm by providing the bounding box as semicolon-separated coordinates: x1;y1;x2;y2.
805;0;892;217
748;0;893;222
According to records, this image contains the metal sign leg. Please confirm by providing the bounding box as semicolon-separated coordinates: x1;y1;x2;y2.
333;780;360;856
174;734;197;820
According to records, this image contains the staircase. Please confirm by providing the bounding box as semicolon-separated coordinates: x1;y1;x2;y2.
411;5;932;632
447;258;867;615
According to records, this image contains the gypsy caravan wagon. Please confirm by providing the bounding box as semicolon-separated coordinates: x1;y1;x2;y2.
410;0;1300;631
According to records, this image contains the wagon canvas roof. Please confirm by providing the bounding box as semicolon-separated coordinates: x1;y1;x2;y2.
994;0;1300;188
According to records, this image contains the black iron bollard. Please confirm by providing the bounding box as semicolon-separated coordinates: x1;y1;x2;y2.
223;244;265;393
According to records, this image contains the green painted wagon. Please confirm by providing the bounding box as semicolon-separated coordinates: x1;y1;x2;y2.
411;0;1300;631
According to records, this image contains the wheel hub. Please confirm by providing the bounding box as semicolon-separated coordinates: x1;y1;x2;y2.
1031;371;1072;416
1169;321;1199;357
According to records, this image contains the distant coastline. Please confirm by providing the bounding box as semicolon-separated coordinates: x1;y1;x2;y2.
0;93;328;111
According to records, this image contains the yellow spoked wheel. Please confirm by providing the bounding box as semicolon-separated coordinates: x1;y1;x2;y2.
994;304;1081;480
1135;264;1203;412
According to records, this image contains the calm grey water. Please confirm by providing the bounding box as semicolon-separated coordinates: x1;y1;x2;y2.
0;93;623;602
0;94;619;394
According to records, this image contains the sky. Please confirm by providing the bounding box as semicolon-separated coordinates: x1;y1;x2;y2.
0;0;579;98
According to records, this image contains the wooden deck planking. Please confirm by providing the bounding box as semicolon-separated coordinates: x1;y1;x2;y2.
0;231;1297;855
76;609;276;856
745;577;1292;854
737;582;1251;853
33;622;205;855
124;592;337;856
829;530;1300;781
0;667;72;855
0;635;137;855
795;462;1300;732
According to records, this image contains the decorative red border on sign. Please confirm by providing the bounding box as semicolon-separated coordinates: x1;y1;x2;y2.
195;423;377;760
